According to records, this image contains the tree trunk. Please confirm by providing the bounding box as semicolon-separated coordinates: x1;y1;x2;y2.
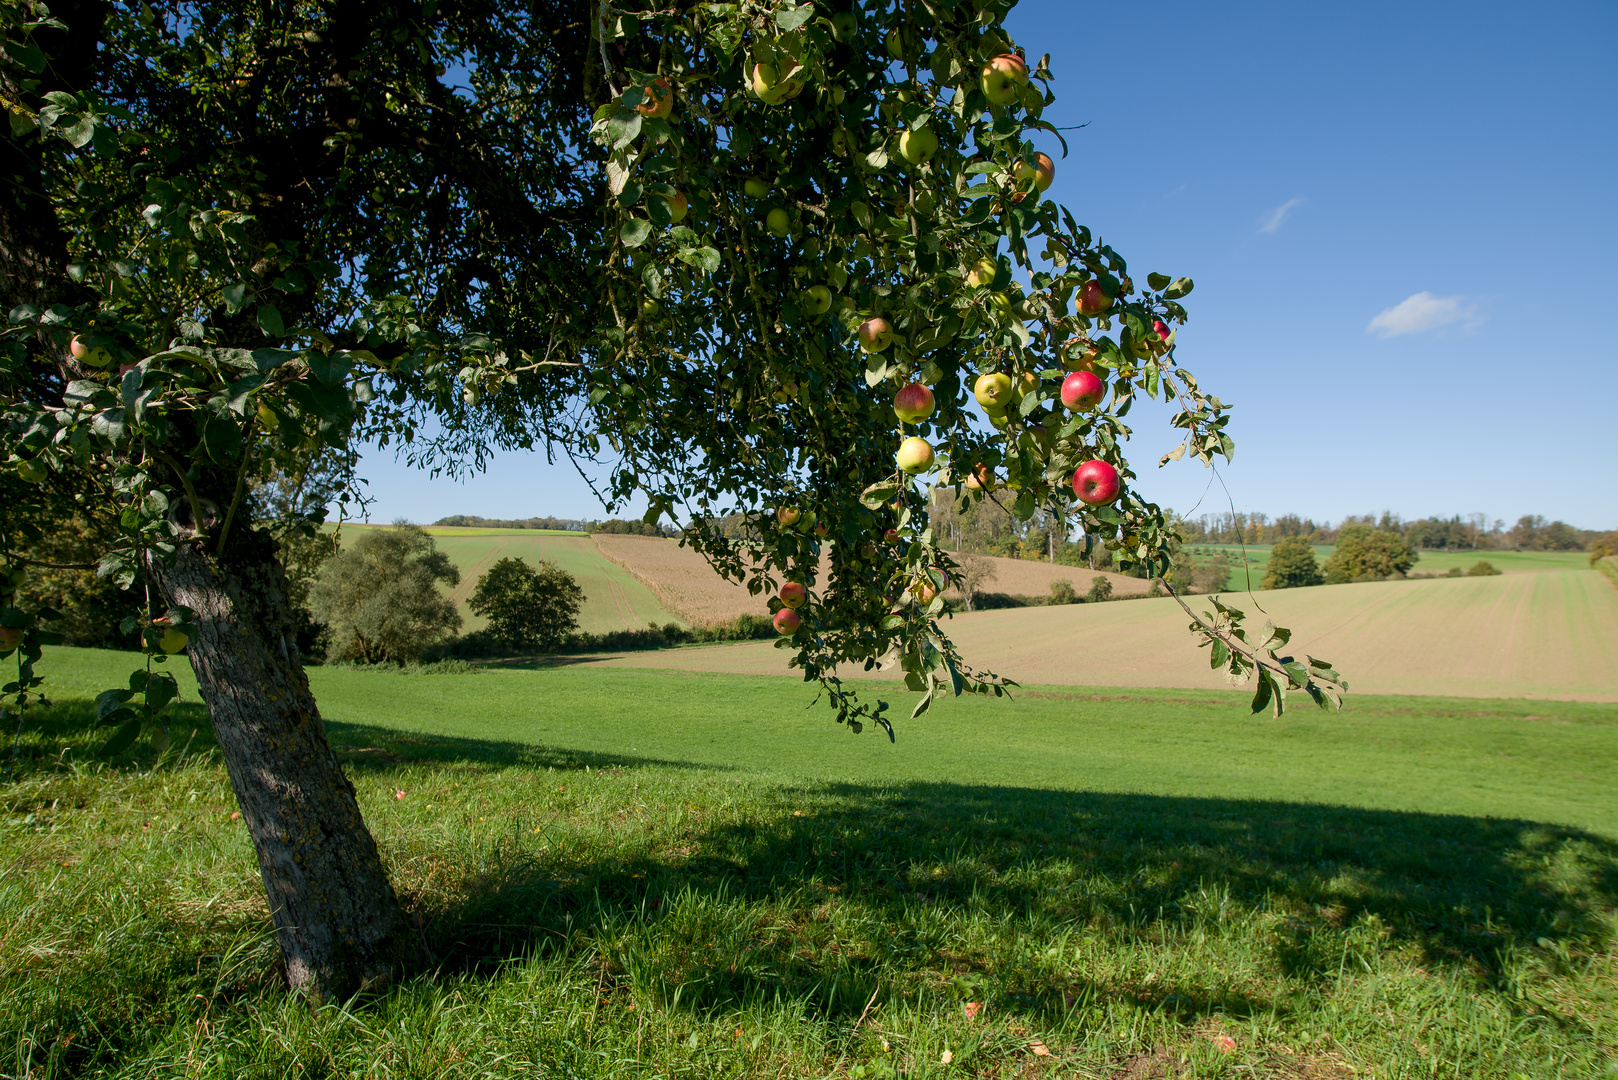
146;530;415;1001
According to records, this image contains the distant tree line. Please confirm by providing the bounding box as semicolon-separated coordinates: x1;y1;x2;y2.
432;514;673;536
1181;511;1607;553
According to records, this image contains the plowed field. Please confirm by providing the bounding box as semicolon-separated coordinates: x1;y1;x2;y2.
588;568;1618;701
590;534;1146;624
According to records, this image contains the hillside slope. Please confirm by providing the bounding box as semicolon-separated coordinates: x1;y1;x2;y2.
335;525;680;634
589;568;1618;701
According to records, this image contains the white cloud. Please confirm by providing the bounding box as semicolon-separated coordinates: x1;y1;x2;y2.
1258;196;1306;234
1365;292;1479;337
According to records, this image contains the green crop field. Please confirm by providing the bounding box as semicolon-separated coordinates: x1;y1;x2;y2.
5;645;1616;1077
1194;543;1589;590
336;524;681;634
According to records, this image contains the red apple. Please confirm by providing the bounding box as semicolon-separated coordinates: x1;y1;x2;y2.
777;506;802;527
979;54;1028;106
858;317;893;353
1060;370;1104;411
635;76;673;119
1072;459;1120;505
663;191;688;223
773;607;801;634
1076;279;1113;316
779;581;807;609
893;382;935;424
884;528;901;545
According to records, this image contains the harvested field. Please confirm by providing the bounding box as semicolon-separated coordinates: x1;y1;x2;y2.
952;551;1150;600
591;534;1147;623
590;533;758;625
590;568;1618;701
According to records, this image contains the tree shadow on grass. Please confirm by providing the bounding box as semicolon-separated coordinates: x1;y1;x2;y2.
10;701;1615;1034
415;762;1617;1032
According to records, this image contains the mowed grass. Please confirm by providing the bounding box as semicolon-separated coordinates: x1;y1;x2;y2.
4;647;1616;1078
1199;544;1589;590
336;524;681;635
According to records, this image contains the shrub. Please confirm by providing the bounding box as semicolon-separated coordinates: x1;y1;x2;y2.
1048;578;1077;605
1322;526;1418;583
1466;560;1502;577
1087;576;1114;603
1262;537;1324;589
468;557;585;650
309;523;462;664
1191;554;1234;594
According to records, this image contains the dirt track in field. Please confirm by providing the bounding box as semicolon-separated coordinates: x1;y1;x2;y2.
582;569;1618;701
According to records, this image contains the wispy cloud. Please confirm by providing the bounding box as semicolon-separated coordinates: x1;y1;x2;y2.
1258;196;1306;234
1366;292;1480;337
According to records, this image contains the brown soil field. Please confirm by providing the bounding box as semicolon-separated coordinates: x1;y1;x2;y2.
589;535;1147;624
583;568;1618;702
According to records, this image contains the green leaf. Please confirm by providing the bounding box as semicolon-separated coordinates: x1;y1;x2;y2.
306;353;352;386
101;717;143;757
256;305;285;338
1164;277;1194;299
1208;639;1229;670
1147;272;1171;291
202;413;242;462
861;481;899;509
775;4;813;30
144;672;179;712
620;218;652;248
676;246;721;272
94;687;136;724
1250;672;1273;716
222;282;247;313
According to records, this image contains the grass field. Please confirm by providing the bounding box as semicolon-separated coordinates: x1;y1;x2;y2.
337;524;681;634
4;647;1616;1077
1198;544;1590;591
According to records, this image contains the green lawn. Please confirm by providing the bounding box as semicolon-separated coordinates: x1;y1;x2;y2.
5;646;1616;1077
1194;544;1589;590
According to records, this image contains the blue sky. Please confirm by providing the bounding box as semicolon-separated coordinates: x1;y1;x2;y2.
349;0;1615;531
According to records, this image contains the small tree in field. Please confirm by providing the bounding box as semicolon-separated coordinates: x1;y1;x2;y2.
1263;537;1324;589
468;557;584;651
1087;576;1114;603
1323;526;1418;583
308;525;461;664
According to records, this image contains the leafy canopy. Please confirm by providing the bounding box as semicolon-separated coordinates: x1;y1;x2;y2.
0;0;1347;727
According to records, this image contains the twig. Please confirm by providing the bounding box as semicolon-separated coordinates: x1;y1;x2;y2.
6;555;97;571
1157;575;1290;683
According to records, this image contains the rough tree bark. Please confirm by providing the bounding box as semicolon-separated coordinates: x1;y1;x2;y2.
145;523;417;1001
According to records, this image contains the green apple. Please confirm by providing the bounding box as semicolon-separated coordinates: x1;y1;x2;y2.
778;506;802;528
743;178;771;199
895;436;934;474
898;127;938;164
830;11;857;41
979;53;1028;106
69;334;113;368
857;316;893;352
802;285;832;315
160;628;189;654
765;207;791;236
1013;152;1055;193
965;258;996;288
973;371;1012;409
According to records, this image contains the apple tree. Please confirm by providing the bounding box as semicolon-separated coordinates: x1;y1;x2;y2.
0;0;1344;1000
